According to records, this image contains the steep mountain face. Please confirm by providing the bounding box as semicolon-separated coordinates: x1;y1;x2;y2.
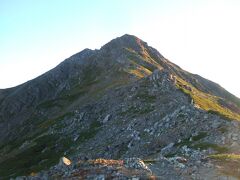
1;34;240;179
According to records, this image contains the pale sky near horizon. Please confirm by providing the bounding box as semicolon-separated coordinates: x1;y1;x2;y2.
1;0;240;97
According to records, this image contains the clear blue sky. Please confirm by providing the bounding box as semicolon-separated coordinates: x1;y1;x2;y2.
1;0;240;97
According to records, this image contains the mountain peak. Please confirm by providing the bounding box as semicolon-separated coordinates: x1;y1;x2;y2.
101;34;148;53
112;34;144;44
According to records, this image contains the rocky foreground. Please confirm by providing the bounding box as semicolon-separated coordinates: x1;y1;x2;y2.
15;157;152;179
15;153;239;179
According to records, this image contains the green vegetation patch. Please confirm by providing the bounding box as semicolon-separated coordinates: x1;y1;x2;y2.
136;91;156;103
120;106;155;117
116;144;129;159
208;153;240;160
174;131;228;154
37;99;63;109
165;152;177;158
0;134;73;179
0;119;102;179
39;112;74;129
175;132;208;147
192;132;208;141
192;143;228;154
175;76;240;121
77;120;101;143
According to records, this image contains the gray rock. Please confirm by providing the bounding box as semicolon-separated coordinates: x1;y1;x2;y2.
103;114;111;124
231;133;239;141
161;143;174;155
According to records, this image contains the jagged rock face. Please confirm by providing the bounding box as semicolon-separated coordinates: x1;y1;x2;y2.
0;34;240;179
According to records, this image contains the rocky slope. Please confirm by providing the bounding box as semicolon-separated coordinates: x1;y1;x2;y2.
1;34;240;179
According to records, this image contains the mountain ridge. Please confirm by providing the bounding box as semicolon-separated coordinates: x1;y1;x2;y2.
1;34;240;179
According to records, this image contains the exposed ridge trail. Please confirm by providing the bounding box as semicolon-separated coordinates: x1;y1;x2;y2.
1;34;240;179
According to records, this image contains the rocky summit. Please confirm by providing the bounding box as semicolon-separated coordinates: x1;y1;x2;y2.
1;34;240;179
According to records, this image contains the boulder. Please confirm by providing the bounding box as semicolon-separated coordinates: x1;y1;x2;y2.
124;158;151;172
59;157;71;166
103;114;111;124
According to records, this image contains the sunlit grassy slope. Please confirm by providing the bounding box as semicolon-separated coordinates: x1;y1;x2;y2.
175;76;240;121
209;153;240;160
